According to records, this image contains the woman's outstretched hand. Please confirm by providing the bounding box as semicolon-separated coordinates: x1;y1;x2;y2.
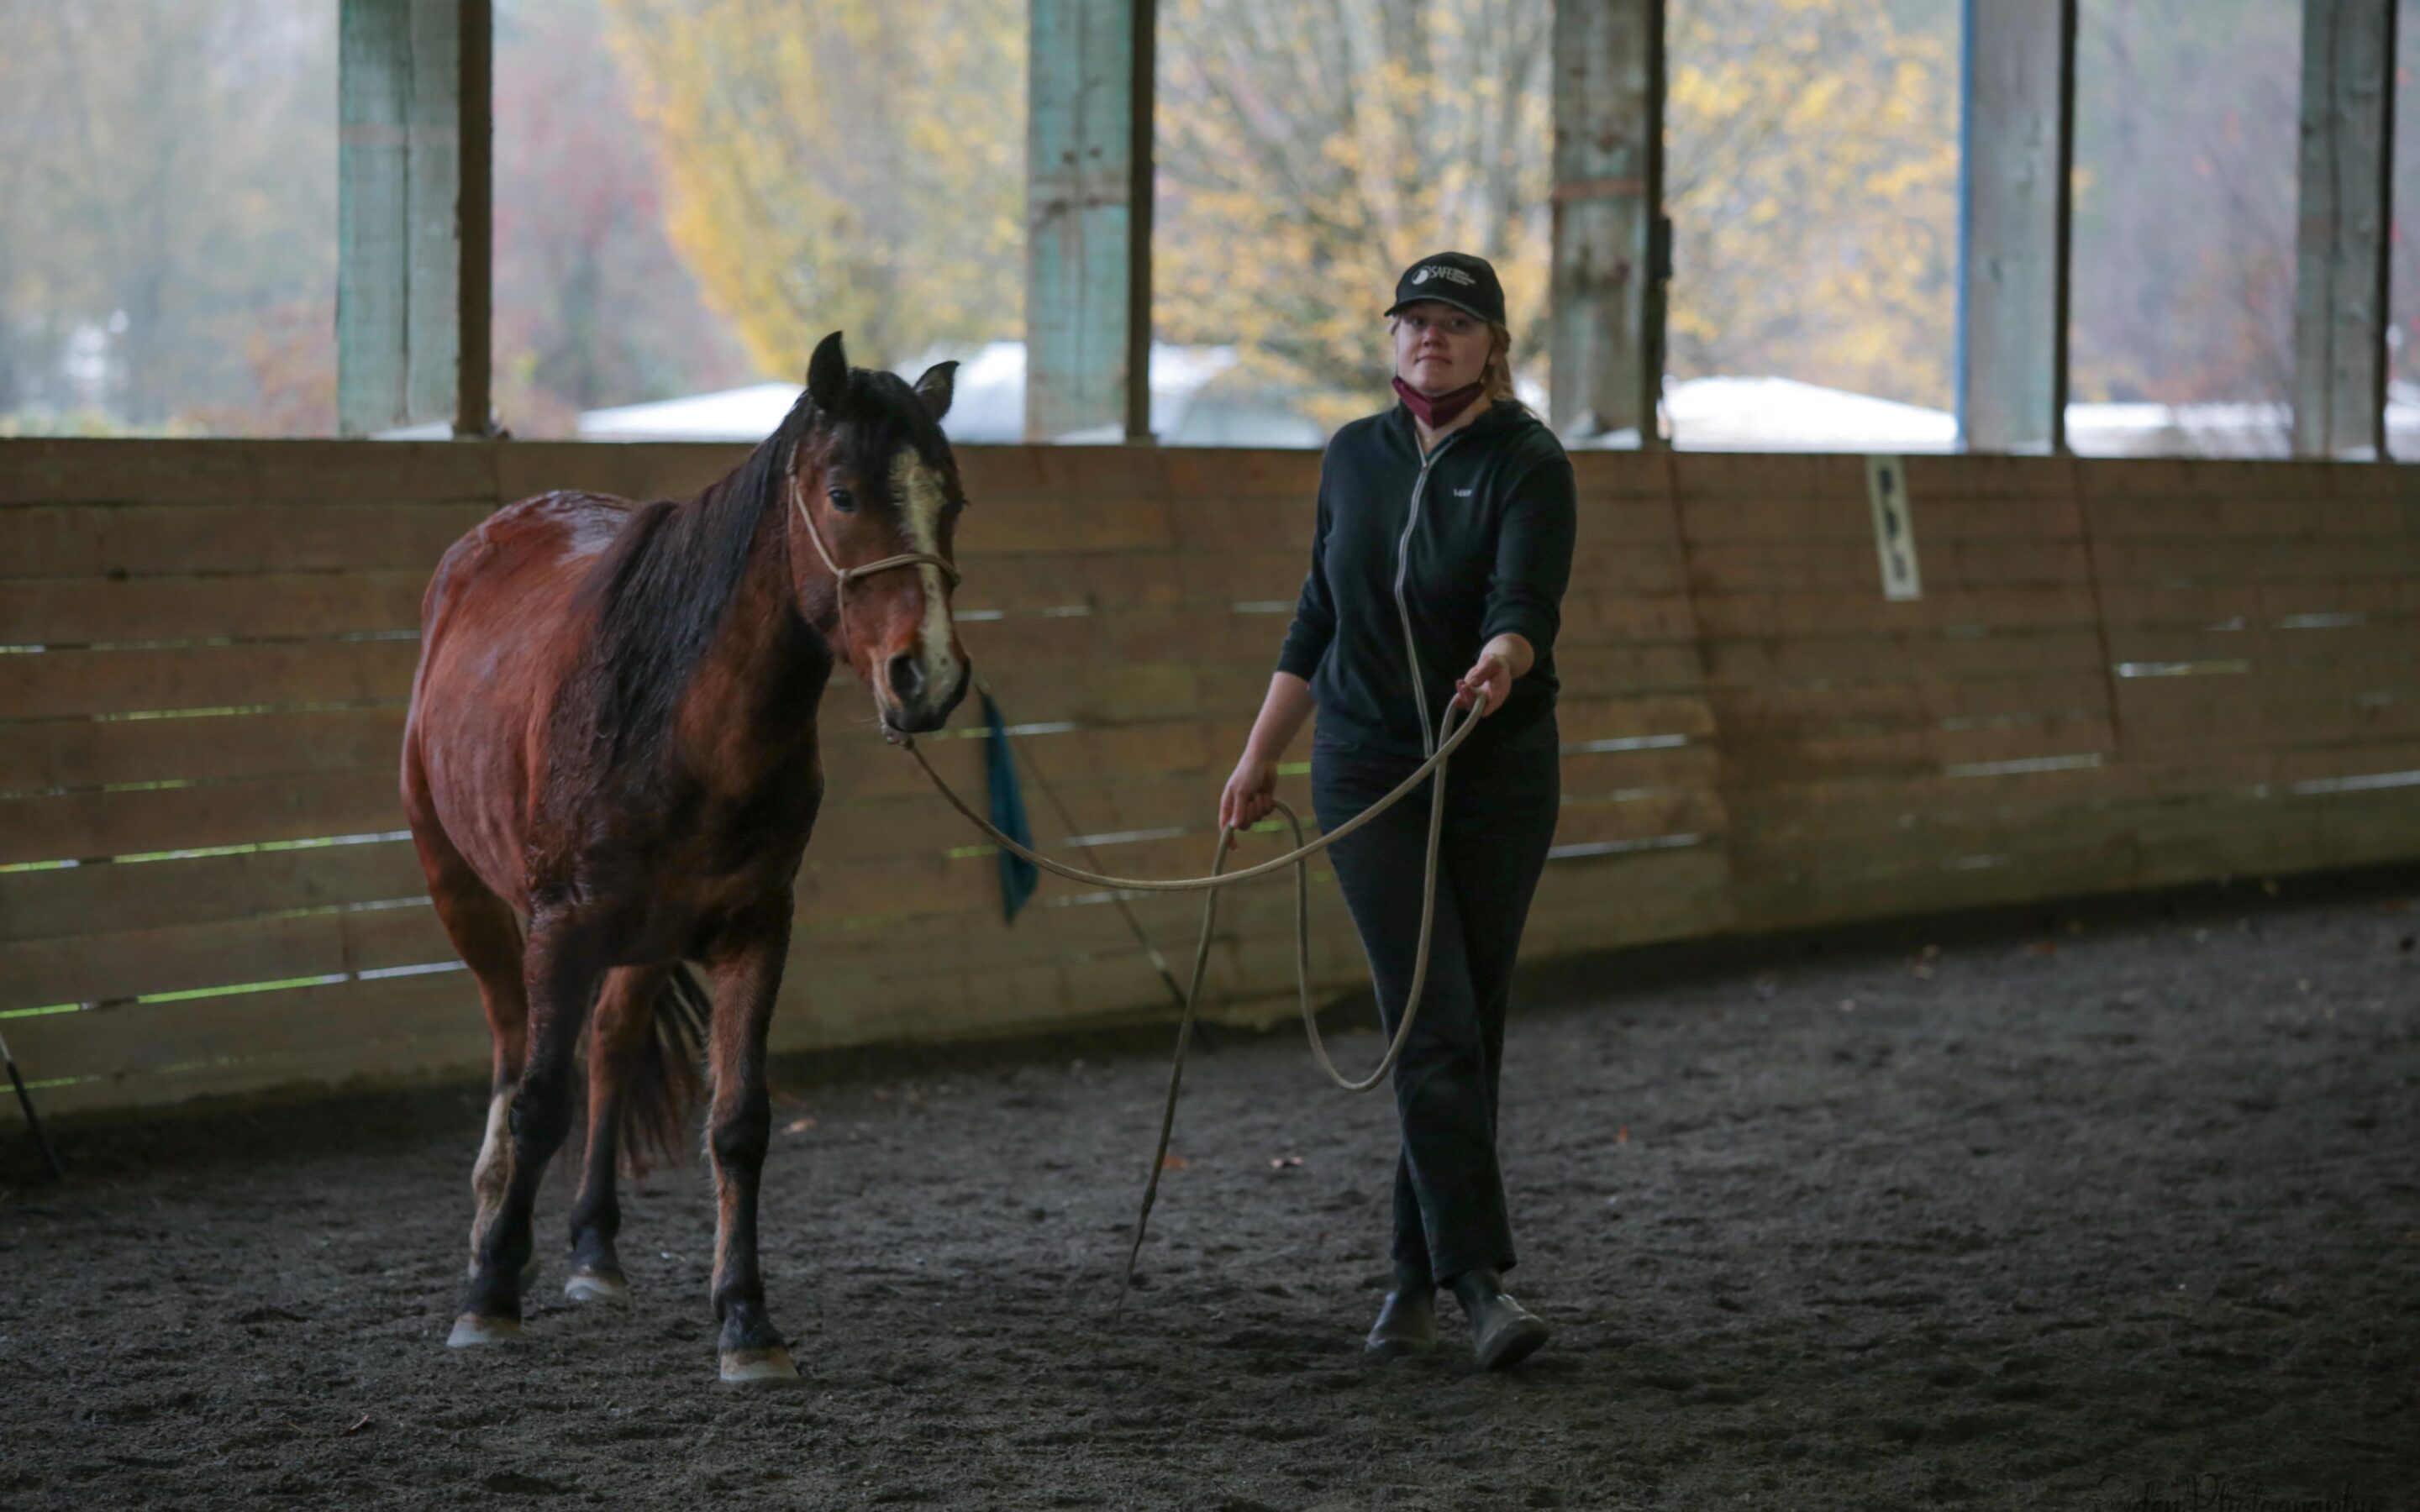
1219;755;1278;853
1452;649;1512;717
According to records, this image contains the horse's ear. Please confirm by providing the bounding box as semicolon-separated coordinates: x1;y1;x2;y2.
806;332;850;414
912;360;958;422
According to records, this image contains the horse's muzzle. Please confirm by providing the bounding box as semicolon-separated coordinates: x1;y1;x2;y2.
881;660;970;737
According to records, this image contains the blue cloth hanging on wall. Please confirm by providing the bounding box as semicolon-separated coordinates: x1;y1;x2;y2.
981;690;1039;922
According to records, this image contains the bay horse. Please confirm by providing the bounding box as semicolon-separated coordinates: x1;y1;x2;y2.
400;332;970;1383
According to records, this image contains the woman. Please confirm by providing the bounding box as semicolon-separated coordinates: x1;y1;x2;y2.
1219;251;1576;1370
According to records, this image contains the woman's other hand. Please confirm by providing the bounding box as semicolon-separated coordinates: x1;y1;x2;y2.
1453;650;1512;717
1219;756;1278;852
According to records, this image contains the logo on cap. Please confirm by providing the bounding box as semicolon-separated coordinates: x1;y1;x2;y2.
1413;265;1475;287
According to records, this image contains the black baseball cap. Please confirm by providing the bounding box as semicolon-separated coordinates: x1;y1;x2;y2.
1384;251;1507;326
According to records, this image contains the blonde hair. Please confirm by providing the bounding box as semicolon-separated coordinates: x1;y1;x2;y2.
1481;322;1517;405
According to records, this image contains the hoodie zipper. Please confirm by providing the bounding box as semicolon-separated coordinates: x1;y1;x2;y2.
1394;430;1464;759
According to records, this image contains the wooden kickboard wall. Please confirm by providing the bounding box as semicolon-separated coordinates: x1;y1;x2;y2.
3;439;2416;1117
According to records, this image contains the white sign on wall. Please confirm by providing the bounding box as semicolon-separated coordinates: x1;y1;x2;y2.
1865;454;1923;601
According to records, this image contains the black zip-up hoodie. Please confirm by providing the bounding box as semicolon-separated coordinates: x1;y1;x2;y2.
1276;400;1577;755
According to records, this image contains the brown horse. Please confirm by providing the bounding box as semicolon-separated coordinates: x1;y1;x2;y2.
400;333;970;1383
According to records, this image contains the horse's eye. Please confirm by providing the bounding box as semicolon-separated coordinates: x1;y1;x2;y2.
829;486;856;512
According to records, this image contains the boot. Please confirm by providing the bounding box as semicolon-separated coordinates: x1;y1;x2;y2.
1450;1267;1549;1370
1364;1265;1438;1358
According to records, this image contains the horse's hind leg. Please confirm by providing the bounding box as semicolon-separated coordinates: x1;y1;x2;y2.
563;964;668;1303
702;911;797;1384
401;792;533;1284
451;914;605;1347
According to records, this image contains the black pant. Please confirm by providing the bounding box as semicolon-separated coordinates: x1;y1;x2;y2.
1311;711;1560;1284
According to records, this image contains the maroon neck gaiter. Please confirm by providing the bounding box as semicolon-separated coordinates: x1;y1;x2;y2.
1393;375;1485;430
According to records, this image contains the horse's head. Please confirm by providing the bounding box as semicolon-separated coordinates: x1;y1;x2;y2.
785;331;972;736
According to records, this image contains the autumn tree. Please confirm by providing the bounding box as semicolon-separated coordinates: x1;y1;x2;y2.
1153;0;1555;429
601;0;1027;377
0;0;339;434
1662;0;1959;410
493;0;758;435
1150;0;1960;422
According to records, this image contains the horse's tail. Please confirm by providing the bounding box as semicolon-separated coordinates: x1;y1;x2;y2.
619;964;711;1178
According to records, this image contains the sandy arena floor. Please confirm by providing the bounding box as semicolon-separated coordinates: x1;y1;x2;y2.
3;879;2416;1510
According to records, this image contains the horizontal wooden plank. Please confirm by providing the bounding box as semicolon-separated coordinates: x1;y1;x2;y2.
1;900;452;1011
0;570;431;645
1678;491;2081;544
10;971;476;1085
1685;539;2089;593
1700;629;2106;689
0;839;427;946
1898;454;2078;501
2104;622;2420;669
2071;456;2391;506
0;638;420;721
1566;450;1675;500
1570;541;1691;594
2089;538;2420;586
1720;718;2118;782
0;503;490;579
0;438;500;506
0;706;410;793
1692;585;2101;638
2096;578;2420;628
2083;491;2417;541
0;768;407;867
1670;453;1870;501
958;555;1189;613
1151;449;1324;498
955;496;1175;555
1705;673;2112;736
489;440;750;505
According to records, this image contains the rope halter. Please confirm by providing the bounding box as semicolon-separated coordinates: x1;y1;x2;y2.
788;483;962;739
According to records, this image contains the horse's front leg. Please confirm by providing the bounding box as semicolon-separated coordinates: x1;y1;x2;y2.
702;906;797;1384
451;915;604;1346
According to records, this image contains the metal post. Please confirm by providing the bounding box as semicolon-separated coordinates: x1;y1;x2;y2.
337;0;464;437
455;0;493;438
1027;0;1144;441
2292;0;2398;459
1549;0;1665;444
1957;0;2076;454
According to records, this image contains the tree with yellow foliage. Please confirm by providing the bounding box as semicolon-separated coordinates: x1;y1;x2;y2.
609;0;1958;420
1662;0;1958;410
603;0;1026;375
1156;0;1957;419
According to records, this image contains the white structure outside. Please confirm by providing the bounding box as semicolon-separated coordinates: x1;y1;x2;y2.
569;346;2420;457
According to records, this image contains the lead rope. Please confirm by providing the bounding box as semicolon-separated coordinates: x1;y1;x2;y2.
792;491;1483;1297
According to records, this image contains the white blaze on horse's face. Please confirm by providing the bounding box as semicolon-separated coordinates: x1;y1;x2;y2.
880;448;964;727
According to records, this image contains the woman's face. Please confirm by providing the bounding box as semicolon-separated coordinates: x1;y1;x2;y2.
1392;302;1491;396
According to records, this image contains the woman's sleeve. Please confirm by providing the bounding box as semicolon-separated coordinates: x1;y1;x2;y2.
1274;468;1336;680
1479;452;1577;657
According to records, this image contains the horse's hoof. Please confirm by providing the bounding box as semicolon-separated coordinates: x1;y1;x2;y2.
447;1312;523;1348
718;1346;801;1385
563;1268;629;1304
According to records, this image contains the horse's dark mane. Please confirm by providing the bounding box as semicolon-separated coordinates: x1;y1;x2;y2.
578;370;953;768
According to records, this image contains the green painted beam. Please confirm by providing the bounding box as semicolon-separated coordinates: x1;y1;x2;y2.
2292;0;2397;459
1549;0;1664;444
1027;0;1150;442
1958;0;2075;455
337;0;461;438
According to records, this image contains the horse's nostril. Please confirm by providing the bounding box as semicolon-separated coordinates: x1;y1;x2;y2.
888;654;926;704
